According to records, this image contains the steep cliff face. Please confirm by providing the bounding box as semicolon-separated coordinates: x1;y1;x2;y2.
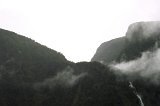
91;37;126;63
92;21;160;63
126;21;160;42
91;21;160;106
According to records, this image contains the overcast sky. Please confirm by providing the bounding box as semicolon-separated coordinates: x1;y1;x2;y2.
0;0;160;62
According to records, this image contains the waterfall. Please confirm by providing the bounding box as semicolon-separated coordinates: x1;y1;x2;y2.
129;82;144;106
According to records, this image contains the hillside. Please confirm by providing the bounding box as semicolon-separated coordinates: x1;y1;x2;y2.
92;21;160;106
1;21;160;106
0;28;141;106
0;28;70;83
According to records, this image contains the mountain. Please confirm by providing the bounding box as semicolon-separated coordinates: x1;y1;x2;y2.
0;28;142;106
91;21;160;106
0;28;70;83
92;21;160;63
91;37;126;63
1;21;160;106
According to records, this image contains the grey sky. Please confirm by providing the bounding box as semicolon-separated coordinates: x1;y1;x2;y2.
0;0;160;62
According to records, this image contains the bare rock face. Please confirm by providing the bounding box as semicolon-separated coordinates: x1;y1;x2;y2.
91;21;160;63
126;21;160;42
91;37;126;63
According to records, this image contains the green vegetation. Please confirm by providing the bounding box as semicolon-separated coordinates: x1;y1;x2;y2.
0;29;140;106
0;29;69;83
0;28;160;106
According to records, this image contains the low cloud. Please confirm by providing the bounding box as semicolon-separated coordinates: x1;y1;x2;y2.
126;21;160;41
34;66;87;89
110;48;160;84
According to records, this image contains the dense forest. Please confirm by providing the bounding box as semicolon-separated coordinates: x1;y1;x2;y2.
1;21;160;106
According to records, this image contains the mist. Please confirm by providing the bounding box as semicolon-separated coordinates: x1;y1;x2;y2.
110;46;160;84
126;21;160;41
34;66;87;89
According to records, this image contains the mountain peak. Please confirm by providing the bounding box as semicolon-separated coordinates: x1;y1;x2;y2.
92;21;160;63
126;21;160;41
